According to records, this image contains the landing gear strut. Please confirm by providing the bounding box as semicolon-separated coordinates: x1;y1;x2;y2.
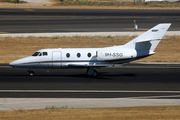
86;67;98;77
27;70;35;76
92;70;98;77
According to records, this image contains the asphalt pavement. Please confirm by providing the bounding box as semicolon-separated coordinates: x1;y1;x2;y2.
1;63;180;110
0;9;179;33
0;63;180;98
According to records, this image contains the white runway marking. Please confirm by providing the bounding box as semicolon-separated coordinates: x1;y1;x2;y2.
0;90;180;93
126;95;180;99
0;31;179;37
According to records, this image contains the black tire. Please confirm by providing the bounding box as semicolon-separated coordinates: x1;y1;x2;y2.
92;69;98;77
29;71;35;76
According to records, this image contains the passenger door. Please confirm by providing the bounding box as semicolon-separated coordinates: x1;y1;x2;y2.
52;51;62;68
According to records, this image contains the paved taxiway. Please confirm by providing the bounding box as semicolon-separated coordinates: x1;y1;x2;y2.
1;63;180;110
0;63;180;98
0;9;180;33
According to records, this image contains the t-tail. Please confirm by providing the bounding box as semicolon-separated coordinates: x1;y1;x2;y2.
122;23;171;57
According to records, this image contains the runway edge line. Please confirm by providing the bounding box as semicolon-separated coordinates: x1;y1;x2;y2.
0;31;180;37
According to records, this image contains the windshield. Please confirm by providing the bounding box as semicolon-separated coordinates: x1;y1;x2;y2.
32;52;40;56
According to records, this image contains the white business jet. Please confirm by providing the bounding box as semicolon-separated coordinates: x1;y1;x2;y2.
9;23;171;76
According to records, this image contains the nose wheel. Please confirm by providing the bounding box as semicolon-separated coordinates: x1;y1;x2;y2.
27;71;35;76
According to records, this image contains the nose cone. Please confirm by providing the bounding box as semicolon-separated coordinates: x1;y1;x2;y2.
9;60;20;67
9;57;29;67
9;61;16;67
9;60;22;67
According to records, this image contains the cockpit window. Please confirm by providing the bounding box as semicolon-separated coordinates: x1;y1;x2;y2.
43;52;48;56
32;52;40;56
39;53;42;56
32;52;48;56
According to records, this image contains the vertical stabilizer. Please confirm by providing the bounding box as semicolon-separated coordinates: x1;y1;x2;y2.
123;23;171;53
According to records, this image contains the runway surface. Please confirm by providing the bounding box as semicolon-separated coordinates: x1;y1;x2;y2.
1;64;180;99
0;9;180;33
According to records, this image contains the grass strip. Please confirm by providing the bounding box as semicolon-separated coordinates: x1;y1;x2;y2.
55;0;180;8
1;0;180;9
52;0;180;9
0;106;180;120
0;36;180;63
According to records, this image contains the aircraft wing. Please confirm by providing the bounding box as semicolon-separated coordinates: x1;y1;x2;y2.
67;63;113;68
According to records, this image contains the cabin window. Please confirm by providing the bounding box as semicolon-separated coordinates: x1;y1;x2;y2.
43;52;48;56
66;53;70;58
32;52;40;56
87;53;91;57
77;53;81;58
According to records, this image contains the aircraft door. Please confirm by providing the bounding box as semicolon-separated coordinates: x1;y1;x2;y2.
52;51;62;68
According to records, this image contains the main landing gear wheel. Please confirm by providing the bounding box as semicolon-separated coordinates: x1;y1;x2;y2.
27;71;35;76
86;67;98;77
92;70;98;77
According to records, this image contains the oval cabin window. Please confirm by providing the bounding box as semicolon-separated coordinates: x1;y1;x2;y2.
87;53;91;57
66;53;70;58
77;53;81;58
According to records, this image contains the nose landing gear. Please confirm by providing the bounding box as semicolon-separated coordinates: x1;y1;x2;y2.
27;70;35;76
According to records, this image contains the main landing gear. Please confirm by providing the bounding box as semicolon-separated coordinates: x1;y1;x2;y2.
86;67;98;77
27;70;35;76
